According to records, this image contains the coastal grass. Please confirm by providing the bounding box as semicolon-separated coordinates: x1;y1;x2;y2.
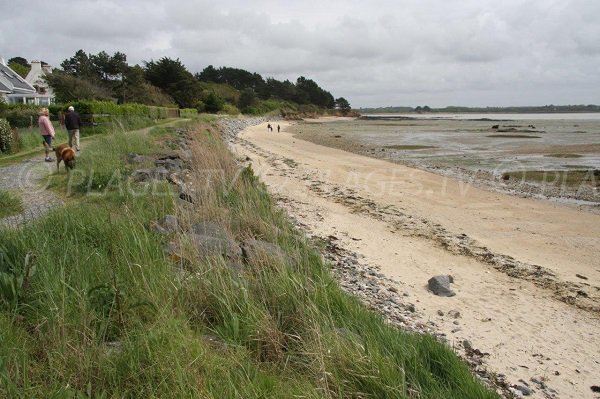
0;120;498;398
0;190;23;218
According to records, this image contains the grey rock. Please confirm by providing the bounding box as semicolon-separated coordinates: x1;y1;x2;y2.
241;239;293;267
190;222;228;239
132;169;153;182
428;275;456;297
163;241;192;269
514;385;532;396
180;149;193;161
190;233;242;261
462;340;472;350
155;166;169;179
161;215;179;232
127;153;146;163
448;309;461;318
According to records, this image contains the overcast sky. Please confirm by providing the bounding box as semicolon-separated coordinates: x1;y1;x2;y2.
1;0;599;108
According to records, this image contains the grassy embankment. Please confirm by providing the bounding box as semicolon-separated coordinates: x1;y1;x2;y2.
0;117;498;398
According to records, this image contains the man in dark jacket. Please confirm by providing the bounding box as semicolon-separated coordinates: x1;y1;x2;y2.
64;105;81;151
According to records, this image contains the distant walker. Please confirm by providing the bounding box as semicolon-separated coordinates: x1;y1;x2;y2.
64;106;81;152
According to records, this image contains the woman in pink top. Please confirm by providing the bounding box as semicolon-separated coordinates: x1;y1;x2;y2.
38;107;55;162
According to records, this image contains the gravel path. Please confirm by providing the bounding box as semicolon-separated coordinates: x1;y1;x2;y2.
0;158;64;227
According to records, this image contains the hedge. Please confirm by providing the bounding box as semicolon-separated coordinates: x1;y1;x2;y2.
0;104;40;128
50;101;177;119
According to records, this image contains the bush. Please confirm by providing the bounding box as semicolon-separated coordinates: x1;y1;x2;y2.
180;108;198;118
0;105;40;128
219;103;240;116
0;118;12;153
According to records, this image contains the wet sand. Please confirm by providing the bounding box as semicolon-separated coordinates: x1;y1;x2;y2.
288;117;600;206
233;120;600;399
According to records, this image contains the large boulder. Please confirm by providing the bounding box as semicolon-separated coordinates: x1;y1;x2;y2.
428;275;456;297
190;233;242;261
240;239;293;267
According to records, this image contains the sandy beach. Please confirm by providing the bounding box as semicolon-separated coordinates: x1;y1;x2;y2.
232;119;600;399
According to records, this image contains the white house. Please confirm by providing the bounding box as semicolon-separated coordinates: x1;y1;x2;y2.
0;58;36;103
6;60;55;105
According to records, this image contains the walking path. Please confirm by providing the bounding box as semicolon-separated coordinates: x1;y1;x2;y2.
0;158;62;227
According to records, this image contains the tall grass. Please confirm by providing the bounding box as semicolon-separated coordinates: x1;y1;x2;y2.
0;190;23;218
0;120;498;398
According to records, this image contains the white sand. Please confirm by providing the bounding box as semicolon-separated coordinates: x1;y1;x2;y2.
233;120;600;399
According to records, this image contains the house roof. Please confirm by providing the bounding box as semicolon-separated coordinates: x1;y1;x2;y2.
0;63;36;94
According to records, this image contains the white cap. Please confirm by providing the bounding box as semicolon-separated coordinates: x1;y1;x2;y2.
68;106;74;111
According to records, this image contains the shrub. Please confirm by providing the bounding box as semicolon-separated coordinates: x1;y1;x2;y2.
180;108;198;118
219;103;240;116
0;105;40;128
0;118;12;153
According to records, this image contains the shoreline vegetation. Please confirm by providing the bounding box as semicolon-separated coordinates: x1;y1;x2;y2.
0;117;499;397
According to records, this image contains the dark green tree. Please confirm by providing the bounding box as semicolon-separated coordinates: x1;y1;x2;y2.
144;57;202;108
44;71;112;102
238;89;258;111
296;76;334;108
204;92;224;113
61;50;97;81
335;97;351;114
196;65;221;83
7;57;29;68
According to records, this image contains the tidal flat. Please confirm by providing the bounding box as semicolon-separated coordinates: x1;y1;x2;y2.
289;114;600;205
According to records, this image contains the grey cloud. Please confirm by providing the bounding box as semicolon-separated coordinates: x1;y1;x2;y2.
1;0;598;107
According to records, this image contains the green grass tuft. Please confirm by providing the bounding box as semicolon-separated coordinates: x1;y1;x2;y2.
0;190;24;218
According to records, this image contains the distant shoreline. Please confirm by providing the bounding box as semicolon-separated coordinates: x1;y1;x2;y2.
359;105;600;114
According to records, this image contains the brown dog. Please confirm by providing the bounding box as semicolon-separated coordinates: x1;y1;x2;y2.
55;144;76;172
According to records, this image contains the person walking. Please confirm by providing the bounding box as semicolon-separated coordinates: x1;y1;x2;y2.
38;108;55;162
64;105;81;151
277;124;280;133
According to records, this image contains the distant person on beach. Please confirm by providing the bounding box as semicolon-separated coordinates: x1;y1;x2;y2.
277;124;280;133
64;105;81;151
267;123;272;132
38;107;55;162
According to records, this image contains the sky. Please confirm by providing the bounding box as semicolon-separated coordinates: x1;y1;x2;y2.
1;0;599;108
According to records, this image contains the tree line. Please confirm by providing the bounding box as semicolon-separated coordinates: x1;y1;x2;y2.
8;50;351;114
